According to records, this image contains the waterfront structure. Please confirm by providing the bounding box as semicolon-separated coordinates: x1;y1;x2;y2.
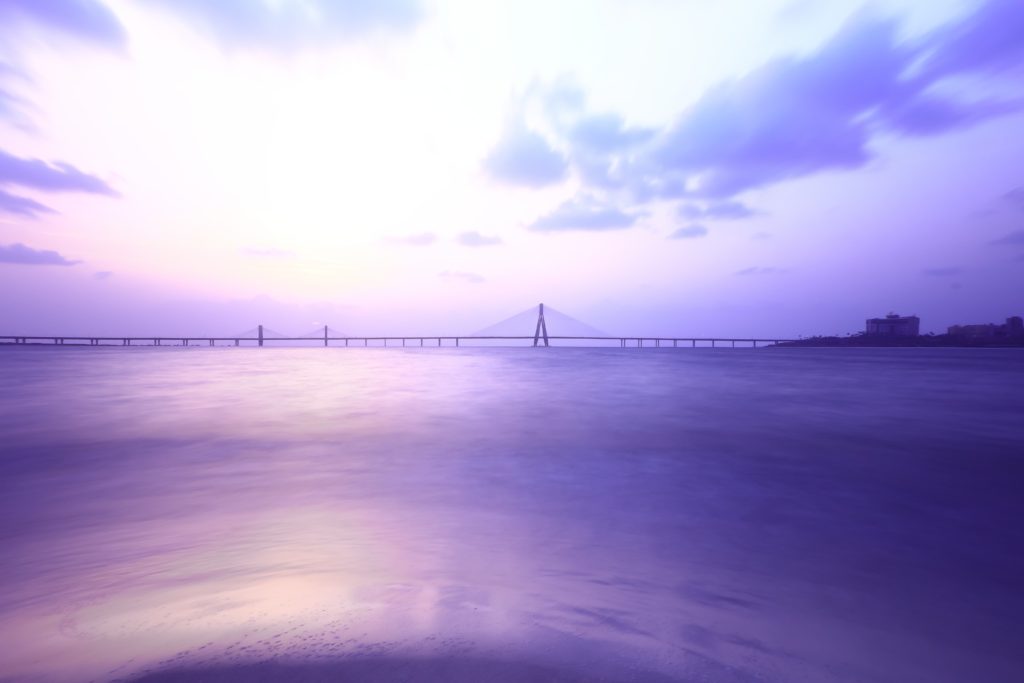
866;313;920;337
948;316;1024;338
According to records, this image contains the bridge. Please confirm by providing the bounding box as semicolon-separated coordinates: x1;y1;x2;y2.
0;304;794;348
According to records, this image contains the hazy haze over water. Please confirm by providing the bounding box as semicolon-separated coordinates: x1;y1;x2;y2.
1;347;1022;682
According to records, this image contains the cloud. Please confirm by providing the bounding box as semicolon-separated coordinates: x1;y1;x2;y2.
678;200;756;221
644;2;1024;198
881;95;1020;136
669;225;708;239
1003;187;1024;211
0;243;81;266
94;270;113;279
511;2;1024;211
0;149;117;217
140;0;422;50
529;196;642;232
567;114;655;154
0;62;37;129
922;266;962;276
736;266;785;276
456;231;502;247
0;86;22;121
482;125;568;188
0;187;55;218
914;0;1024;82
389;232;435;246
990;230;1024;246
439;270;484;284
0;0;126;48
0;149;117;195
644;17;908;198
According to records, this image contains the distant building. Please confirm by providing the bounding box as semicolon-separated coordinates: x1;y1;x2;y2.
948;316;1024;338
866;313;920;337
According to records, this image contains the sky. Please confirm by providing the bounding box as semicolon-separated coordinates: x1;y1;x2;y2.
1;0;1023;337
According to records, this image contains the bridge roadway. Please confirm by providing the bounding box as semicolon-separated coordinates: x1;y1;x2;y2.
0;335;792;348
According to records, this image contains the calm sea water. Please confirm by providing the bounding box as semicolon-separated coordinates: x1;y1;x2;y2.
1;347;1022;683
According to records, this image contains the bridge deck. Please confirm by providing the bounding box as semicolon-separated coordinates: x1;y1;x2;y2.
1;335;793;348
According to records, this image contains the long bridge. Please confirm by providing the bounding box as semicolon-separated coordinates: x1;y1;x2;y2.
0;304;794;348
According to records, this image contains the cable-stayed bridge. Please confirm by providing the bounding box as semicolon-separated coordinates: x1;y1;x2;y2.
0;304;794;348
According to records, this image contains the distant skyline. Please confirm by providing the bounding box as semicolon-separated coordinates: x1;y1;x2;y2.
1;0;1023;337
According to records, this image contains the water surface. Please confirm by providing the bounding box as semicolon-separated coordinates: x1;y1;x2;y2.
1;347;1022;682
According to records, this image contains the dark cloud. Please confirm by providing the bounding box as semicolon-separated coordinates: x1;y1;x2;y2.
456;231;502;247
0;188;55;218
439;270;484;284
923;266;962;276
141;0;422;49
669;225;708;239
0;243;80;266
678;200;756;221
990;230;1024;246
483;126;568;188
390;232;435;246
529;196;642;232
0;149;117;195
0;0;126;47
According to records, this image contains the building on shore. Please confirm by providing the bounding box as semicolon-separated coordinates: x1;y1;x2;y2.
866;313;920;337
948;316;1024;338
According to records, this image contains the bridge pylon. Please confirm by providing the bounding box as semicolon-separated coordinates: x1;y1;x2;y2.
533;303;549;347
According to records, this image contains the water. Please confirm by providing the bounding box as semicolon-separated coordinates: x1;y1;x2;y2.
1;346;1022;683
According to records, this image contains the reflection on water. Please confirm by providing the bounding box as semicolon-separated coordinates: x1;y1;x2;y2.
1;347;1022;682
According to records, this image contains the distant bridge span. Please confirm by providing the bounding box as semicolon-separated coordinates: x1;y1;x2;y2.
0;304;795;348
0;335;792;348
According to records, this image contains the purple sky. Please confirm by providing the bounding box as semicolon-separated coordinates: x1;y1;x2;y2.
1;0;1022;337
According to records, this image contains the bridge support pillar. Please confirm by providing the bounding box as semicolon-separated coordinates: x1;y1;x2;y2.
533;303;549;347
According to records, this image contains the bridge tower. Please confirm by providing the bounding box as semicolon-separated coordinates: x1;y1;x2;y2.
533;303;549;347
